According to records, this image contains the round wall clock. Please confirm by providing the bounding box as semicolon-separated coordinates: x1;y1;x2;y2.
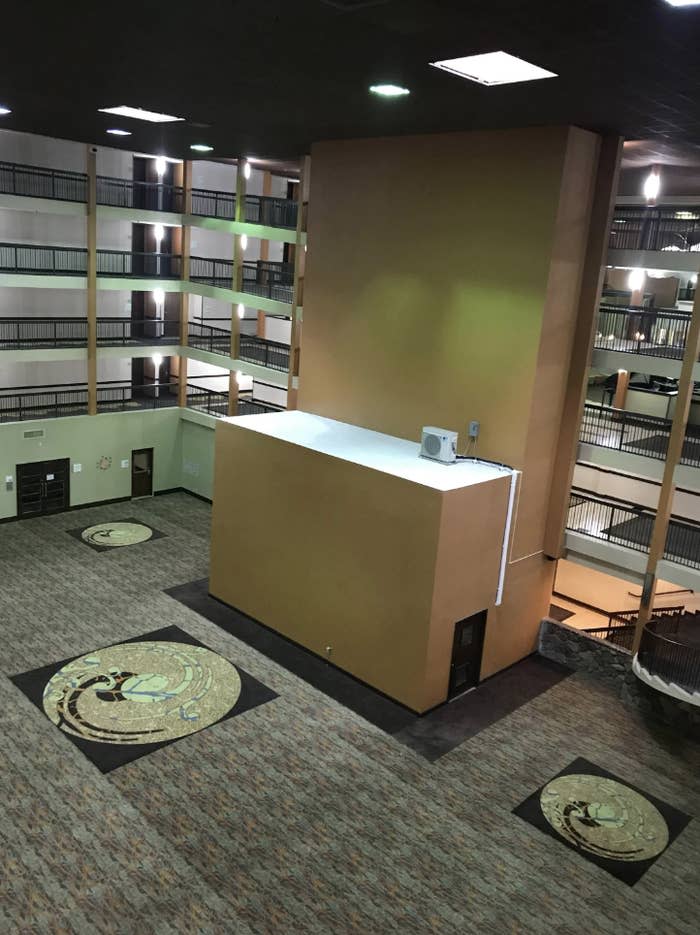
96;455;113;471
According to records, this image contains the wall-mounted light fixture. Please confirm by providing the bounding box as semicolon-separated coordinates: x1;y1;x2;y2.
237;303;245;319
240;234;248;251
643;167;661;203
154;156;167;177
243;161;251;180
628;268;645;292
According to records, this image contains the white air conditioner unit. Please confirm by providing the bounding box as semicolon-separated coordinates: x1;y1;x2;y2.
420;426;458;464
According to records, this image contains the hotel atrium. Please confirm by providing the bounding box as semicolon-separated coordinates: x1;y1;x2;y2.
0;1;699;932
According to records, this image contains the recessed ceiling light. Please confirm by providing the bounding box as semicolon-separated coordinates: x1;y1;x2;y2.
369;84;410;97
431;51;557;86
665;1;700;6
106;128;132;136
190;144;214;152
98;105;185;123
0;106;11;116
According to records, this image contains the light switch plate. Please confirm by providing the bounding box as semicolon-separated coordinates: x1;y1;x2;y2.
4;475;12;484
121;459;129;469
73;464;82;473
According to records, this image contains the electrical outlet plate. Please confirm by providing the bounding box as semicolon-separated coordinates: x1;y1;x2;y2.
468;420;480;439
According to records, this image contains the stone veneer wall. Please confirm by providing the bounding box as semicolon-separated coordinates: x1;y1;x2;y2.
539;619;700;739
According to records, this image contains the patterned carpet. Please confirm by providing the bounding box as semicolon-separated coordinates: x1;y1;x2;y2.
1;492;699;934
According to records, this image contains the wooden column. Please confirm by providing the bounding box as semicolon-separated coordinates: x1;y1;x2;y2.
178;160;192;408
287;155;311;410
86;146;98;415
228;159;247;416
543;136;623;555
257;171;272;339
633;296;700;652
612;368;630;410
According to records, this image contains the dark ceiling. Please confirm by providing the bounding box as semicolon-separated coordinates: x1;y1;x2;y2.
3;0;700;163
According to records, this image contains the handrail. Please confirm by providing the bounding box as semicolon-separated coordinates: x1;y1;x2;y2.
637;622;700;694
239;334;290;371
0;243;182;279
0;316;180;348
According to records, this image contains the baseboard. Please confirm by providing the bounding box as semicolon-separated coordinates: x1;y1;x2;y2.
0;487;211;524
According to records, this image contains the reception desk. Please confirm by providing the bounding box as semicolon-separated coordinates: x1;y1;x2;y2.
210;411;517;712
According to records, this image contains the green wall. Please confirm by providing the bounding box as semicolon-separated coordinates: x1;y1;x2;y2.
180;419;216;502
0;408;209;520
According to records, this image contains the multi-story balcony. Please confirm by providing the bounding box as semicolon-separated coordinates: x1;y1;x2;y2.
594;304;695;360
609;205;700;253
0;380;285;424
0;317;181;349
186;323;290;370
0;243;295;304
565;488;700;573
0;160;298;229
579;403;700;469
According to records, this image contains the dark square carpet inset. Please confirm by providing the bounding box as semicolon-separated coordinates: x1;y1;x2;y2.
513;756;692;886
67;517;167;552
166;578;572;762
549;604;575;623
10;624;277;773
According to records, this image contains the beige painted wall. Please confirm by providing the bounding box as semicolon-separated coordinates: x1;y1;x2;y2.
298;127;602;678
210;420;510;711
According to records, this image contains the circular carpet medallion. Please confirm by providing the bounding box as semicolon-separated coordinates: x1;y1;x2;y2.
81;522;153;548
42;641;242;744
539;773;669;862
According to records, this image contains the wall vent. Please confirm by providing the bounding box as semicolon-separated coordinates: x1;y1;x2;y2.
23;429;45;439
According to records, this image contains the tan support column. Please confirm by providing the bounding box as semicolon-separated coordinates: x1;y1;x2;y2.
612;368;630;410
86;145;98;415
228;158;247;416
178;160;192;408
287;155;311;410
543;136;623;555
257;171;272;339
633;296;700;652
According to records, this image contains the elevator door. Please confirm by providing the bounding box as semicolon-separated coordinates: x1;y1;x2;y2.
17;459;70;518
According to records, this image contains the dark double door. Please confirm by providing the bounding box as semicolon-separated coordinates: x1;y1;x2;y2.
17;459;70;518
448;610;487;698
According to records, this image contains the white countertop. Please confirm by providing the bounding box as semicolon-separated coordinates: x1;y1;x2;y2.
224;410;512;491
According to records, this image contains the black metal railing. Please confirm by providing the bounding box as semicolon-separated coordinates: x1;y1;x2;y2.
0;381;177;423
0;160;299;228
584;606;684;651
97;176;183;212
609;206;700;253
594;305;692;359
97;249;182;279
190;189;298;229
96;383;178;413
0;316;180;348
185;384;229;417
0;243;182;279
187;321;232;354
566;489;700;570
637;624;700;694
189;255;235;287
0;160;87;202
96;318;180;345
241;260;294;303
236;397;284;415
0;242;87;275
190;188;236;221
579;404;700;470
190;257;294;303
238;334;290;371
244;195;298;229
0;317;87;349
